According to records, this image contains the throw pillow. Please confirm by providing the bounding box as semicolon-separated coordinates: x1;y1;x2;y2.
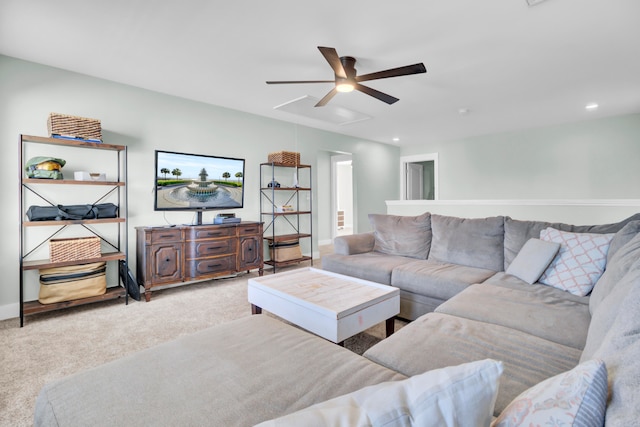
257;359;503;427
369;212;431;259
492;359;607;427
505;238;560;284
539;228;614;296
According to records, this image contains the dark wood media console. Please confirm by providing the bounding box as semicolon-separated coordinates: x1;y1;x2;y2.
136;222;263;301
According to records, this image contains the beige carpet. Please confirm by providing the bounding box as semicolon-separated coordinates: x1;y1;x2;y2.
0;261;404;426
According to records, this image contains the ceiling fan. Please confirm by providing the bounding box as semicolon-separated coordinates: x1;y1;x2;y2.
266;46;427;107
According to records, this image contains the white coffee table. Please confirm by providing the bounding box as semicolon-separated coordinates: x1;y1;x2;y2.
247;267;400;344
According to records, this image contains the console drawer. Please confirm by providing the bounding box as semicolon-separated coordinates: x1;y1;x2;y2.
186;255;235;277
185;239;235;258
238;224;261;236
150;228;183;243
186;226;235;240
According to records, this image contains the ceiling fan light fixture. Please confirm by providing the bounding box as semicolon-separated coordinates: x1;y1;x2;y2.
267;46;426;106
336;82;355;93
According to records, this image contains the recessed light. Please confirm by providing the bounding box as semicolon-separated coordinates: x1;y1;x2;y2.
585;103;599;111
392;137;400;142
458;108;470;115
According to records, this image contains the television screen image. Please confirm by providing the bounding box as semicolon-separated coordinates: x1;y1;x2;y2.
155;150;245;211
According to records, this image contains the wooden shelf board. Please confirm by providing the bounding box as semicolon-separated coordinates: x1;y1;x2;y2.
263;233;312;242
23;218;125;227
260;211;311;216
260;162;311;168
23;286;126;316
264;256;312;267
260;187;311;191
24;178;124;186
21;134;125;151
22;251;125;270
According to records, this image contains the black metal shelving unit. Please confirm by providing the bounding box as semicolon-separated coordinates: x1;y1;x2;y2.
260;162;312;273
18;134;128;326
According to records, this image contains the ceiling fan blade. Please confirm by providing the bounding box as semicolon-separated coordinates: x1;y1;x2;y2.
356;63;426;82
318;46;346;78
266;80;334;84
355;83;399;105
315;88;338;107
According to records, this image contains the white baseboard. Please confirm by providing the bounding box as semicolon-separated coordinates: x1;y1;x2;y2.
0;303;19;321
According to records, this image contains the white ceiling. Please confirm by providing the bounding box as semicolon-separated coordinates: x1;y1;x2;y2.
1;0;639;146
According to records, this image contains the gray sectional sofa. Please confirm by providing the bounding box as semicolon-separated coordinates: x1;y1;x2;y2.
323;212;640;320
34;212;640;426
326;212;640;424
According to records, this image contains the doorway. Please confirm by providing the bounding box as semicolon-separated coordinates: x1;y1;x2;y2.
400;153;438;200
331;154;353;239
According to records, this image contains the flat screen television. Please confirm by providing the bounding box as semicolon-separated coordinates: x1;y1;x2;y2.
154;150;245;225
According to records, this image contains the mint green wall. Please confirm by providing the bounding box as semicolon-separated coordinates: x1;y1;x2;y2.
401;113;640;199
0;55;400;319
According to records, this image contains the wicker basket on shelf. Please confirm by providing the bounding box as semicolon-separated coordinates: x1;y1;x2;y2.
47;113;102;140
49;237;101;263
269;240;302;262
268;151;300;166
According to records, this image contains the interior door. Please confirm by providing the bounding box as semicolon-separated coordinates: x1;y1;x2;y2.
406;163;424;200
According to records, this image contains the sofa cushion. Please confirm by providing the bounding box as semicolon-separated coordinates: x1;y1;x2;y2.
482;272;589;304
435;283;590;349
589;231;640;315
581;259;640;362
364;312;582;416
492;359;607;427
34;315;406;427
590;275;640;426
391;259;496;301
606;220;640;263
429;214;505;271
503;213;640;270
258;359;503;427
397;289;452;321
369;212;431;259
539;228;614;296
321;252;415;286
505;238;560;284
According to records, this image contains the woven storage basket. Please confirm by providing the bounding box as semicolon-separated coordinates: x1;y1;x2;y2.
49;236;101;263
268;151;300;166
47;113;102;140
269;240;302;262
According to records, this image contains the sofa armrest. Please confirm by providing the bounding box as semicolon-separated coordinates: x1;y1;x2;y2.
333;232;375;255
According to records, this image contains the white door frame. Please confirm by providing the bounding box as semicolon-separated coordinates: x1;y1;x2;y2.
400;153;439;200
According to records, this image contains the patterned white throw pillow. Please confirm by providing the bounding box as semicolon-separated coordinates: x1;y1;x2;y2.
258;359;504;427
492;359;607;427
539;228;614;296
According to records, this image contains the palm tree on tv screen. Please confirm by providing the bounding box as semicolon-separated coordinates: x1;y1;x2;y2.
222;172;231;181
171;168;182;180
235;171;243;184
